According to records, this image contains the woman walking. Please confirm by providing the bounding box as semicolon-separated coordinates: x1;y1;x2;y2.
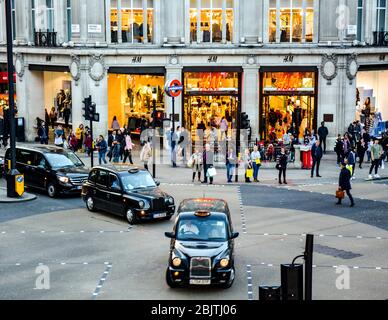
250;145;262;182
112;141;121;163
189;148;203;183
54;125;65;147
96;135;108;165
75;124;85;152
242;149;253;183
276;147;288;185
336;162;355;207
140;141;152;171
226;147;236;183
123;133;135;164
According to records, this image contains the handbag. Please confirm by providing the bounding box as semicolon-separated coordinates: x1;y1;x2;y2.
336;188;345;199
275;163;281;170
187;157;194;168
246;168;253;179
207;167;217;177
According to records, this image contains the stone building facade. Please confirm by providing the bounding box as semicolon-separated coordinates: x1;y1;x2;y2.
0;0;388;147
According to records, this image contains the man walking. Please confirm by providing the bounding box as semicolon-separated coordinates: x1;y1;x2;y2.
311;140;323;178
336;162;355;207
369;138;383;179
317;121;329;154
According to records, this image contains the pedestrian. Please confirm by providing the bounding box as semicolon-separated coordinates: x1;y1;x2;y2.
84;132;92;157
140;141;152;171
220;117;228;140
54;125;64;147
63;105;71;129
178;127;189;165
202;143;215;185
318;121;329;154
311;140;323;178
334;135;344;165
49;107;57;129
38;121;49;145
251;145;262;182
343;134;351;157
123;132;134;164
107;130;117;162
276;147;288;185
225;147;236;183
336;162;355;207
112;141;121;163
96;135;108;165
170;127;179;167
189;148;203;183
356;138;367;169
243;148;253;183
75;124;84;152
347;147;356;179
111;116;121;131
69;132;78;151
369;138;383;179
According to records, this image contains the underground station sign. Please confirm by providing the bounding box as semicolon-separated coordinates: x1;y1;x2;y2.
165;79;183;98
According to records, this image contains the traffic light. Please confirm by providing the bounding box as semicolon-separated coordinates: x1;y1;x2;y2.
152;110;164;127
241;112;250;129
82;96;92;120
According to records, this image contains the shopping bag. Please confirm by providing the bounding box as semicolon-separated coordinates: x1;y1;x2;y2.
187;157;194;168
246;168;254;179
256;159;261;165
207;167;217;177
336;188;345;199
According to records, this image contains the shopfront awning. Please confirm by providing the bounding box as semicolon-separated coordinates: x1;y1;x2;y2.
28;64;70;72
108;67;165;75
0;72;16;84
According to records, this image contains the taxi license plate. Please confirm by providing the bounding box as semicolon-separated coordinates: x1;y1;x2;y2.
154;213;167;219
190;279;211;285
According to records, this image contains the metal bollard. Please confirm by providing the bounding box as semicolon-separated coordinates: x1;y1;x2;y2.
281;264;304;301
259;285;281;301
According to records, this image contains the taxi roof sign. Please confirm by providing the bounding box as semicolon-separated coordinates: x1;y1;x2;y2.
194;210;211;217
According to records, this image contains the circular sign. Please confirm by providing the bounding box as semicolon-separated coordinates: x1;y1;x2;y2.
165;79;183;98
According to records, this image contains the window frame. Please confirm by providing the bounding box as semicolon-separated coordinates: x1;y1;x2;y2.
46;0;54;31
376;0;387;32
66;0;72;41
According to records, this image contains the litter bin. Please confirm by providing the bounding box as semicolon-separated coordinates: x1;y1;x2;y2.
300;145;312;169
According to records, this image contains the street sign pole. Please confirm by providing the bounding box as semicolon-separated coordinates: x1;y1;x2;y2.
152;100;156;178
5;0;20;198
172;96;175;167
90;118;94;168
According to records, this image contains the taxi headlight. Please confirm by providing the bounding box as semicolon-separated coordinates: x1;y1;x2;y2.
166;197;174;204
58;176;69;184
220;259;229;268
138;200;150;210
172;258;182;267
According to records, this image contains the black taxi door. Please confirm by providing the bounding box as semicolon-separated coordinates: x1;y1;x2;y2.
107;173;125;215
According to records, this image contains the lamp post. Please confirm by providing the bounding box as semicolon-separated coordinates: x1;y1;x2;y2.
5;0;20;198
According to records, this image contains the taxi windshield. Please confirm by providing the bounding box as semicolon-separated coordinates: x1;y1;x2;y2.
121;171;156;191
176;216;228;242
45;152;84;169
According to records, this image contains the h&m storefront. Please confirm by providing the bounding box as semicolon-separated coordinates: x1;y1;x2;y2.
259;67;318;142
107;67;166;134
182;67;242;139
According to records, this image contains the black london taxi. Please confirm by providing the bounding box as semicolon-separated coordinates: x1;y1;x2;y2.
81;166;175;224
4;145;89;197
164;198;239;289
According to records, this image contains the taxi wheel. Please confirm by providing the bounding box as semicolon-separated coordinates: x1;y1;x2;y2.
220;268;235;289
86;196;96;212
47;183;57;198
126;208;137;225
166;268;179;288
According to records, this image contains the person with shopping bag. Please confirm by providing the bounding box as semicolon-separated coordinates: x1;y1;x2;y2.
188;148;203;183
202;144;215;185
243;148;253;183
140;141;152;171
250;145;261;182
336;162;355;207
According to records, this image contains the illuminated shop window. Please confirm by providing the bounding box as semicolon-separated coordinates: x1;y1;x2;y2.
269;0;314;43
111;0;153;44
184;72;238;94
190;0;233;44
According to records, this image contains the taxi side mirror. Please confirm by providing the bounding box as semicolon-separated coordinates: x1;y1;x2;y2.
230;232;239;239
164;232;175;239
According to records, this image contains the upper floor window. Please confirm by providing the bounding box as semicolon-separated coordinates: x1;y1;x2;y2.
111;0;153;44
357;0;363;41
376;0;387;32
46;0;54;31
269;0;314;43
66;0;71;41
190;0;233;44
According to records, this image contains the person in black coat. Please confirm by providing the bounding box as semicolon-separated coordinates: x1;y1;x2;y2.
336;162;355;207
356;138;368;169
276;147;288;185
317;121;329;154
334;135;344;165
311;140;323;178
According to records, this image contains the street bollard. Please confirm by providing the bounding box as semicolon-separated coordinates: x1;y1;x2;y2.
259;285;281;301
281;264;304;301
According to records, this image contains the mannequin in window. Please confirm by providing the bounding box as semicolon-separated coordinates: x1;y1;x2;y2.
203;22;210;42
226;23;231;42
268;108;278;128
292;104;302;140
212;22;222;42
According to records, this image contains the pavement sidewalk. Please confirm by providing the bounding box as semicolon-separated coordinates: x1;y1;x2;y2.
0;179;37;203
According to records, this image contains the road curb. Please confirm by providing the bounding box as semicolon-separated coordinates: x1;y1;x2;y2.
0;188;37;203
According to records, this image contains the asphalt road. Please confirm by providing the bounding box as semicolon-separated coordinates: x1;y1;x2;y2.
0;180;388;300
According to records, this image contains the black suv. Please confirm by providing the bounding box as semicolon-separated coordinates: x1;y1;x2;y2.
81;166;175;224
4;145;89;197
165;198;239;289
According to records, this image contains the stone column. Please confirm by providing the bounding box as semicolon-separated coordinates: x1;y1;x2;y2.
16;69;45;142
14;0;29;45
71;0;87;44
153;0;161;44
54;0;66;45
242;64;260;141
142;0;148;44
85;0;106;44
117;0;122;43
0;0;6;44
165;0;183;43
241;0;259;43
70;55;87;131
